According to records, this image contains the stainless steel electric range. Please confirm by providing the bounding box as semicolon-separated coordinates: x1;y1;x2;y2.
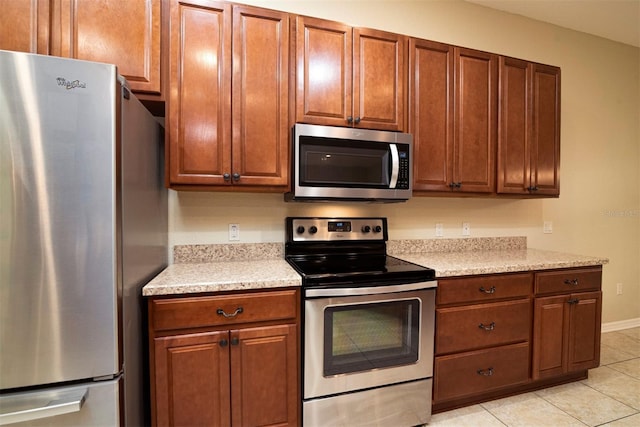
285;217;437;427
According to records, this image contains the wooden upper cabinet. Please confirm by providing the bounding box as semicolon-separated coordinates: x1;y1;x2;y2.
0;0;50;54
54;0;163;95
295;16;406;131
231;5;289;187
409;38;454;192
168;0;232;186
168;1;289;188
498;57;560;196
0;0;164;97
531;63;561;195
453;47;497;193
410;42;496;193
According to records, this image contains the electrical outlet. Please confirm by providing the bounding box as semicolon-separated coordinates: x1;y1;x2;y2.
617;283;623;295
435;223;444;237
229;223;240;241
543;221;553;234
462;222;470;236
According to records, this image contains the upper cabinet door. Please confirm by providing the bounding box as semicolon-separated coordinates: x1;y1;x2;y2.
354;28;407;131
453;47;498;193
53;0;163;95
295;16;352;127
497;56;532;194
0;0;50;54
294;17;406;131
231;5;289;187
498;58;560;196
168;0;232;185
409;38;455;191
531;63;561;196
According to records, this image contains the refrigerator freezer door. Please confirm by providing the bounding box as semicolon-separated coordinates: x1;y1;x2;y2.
0;50;120;389
0;378;121;426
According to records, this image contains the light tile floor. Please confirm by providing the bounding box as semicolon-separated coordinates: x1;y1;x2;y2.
428;327;640;426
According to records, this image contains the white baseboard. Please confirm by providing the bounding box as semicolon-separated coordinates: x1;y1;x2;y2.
601;318;640;333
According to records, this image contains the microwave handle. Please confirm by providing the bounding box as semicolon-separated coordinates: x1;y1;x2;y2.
389;144;399;188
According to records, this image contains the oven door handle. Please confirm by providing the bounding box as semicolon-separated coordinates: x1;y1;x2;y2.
305;280;437;298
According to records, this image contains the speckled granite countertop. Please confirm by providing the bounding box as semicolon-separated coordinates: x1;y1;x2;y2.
390;249;608;278
142;238;608;297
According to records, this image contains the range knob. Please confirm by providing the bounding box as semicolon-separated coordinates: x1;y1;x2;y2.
309;226;318;234
296;226;305;234
373;225;382;233
362;225;371;233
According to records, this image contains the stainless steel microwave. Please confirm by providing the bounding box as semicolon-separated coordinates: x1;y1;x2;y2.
285;124;413;202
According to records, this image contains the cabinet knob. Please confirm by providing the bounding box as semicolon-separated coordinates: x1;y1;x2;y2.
347;116;353;124
230;337;239;346
354;117;361;124
219;339;228;347
479;286;496;294
223;173;231;181
216;307;244;318
449;182;462;189
567;298;579;305
477;367;494;376
232;173;241;181
527;186;539;191
478;322;496;331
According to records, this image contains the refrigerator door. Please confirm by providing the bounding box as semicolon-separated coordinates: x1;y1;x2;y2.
0;50;120;389
0;377;121;426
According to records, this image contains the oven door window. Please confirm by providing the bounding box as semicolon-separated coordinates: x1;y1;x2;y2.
323;299;420;376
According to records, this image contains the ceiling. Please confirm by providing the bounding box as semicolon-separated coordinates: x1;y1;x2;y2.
465;0;640;48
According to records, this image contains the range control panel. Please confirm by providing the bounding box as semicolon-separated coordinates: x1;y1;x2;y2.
287;217;387;242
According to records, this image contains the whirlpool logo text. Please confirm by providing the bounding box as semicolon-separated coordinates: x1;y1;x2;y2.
56;77;87;90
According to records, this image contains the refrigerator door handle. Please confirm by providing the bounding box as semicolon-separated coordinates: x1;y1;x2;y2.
0;388;87;425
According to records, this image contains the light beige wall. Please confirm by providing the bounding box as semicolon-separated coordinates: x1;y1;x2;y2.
168;0;640;324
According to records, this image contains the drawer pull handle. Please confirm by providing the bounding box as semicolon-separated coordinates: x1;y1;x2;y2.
216;307;244;318
478;322;496;331
564;279;579;286
477;367;494;376
479;286;496;294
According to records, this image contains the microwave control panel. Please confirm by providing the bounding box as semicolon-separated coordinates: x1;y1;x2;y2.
396;146;410;189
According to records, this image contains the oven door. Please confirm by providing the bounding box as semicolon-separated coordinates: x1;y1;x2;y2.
303;282;436;399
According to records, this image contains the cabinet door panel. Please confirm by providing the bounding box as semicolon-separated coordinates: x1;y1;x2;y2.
232;5;289;186
498;56;531;194
409;38;454;191
0;0;49;54
354;28;406;131
168;0;232;184
531;64;560;195
154;331;231;426
454;48;497;192
532;295;567;379
56;0;162;94
295;16;352;126
568;291;601;371
231;325;298;427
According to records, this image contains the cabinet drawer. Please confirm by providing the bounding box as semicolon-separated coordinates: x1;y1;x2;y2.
535;267;602;295
437;273;532;305
151;289;298;331
434;342;530;402
436;299;531;354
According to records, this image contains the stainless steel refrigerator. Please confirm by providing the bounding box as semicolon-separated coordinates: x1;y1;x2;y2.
0;50;168;426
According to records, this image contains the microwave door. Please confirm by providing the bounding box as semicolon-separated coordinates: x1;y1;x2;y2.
389;144;399;188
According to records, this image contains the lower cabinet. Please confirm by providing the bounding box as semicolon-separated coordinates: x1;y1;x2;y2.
148;289;300;427
533;268;603;380
433;267;603;412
